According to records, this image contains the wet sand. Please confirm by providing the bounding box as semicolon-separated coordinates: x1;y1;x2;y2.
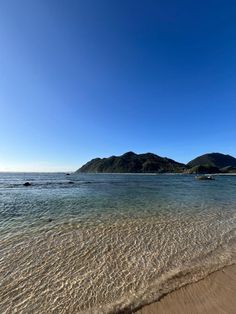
135;264;236;314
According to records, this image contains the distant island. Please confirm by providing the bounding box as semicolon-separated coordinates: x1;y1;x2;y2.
76;152;236;174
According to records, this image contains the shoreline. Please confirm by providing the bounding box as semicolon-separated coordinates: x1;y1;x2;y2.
134;264;236;314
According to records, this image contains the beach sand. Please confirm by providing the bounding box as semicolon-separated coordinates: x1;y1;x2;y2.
135;264;236;314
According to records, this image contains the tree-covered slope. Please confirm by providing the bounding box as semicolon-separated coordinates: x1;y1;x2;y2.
76;152;186;173
187;153;236;168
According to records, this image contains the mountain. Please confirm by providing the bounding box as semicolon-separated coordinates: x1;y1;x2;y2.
76;152;186;173
187;153;236;169
76;152;236;174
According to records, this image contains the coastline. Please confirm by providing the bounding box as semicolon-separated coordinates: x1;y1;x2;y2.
1;173;235;313
135;264;236;314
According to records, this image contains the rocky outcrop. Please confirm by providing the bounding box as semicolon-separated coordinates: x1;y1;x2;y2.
186;165;220;174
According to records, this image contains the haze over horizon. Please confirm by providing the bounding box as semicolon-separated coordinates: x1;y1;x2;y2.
0;1;235;172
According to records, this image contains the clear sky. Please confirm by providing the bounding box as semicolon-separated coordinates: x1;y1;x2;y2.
0;0;235;171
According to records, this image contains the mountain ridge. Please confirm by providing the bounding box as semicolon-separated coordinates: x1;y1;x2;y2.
76;151;186;173
76;152;236;174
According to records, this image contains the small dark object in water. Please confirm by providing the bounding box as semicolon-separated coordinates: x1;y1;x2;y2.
66;173;70;175
68;181;74;184
23;182;31;186
196;175;215;181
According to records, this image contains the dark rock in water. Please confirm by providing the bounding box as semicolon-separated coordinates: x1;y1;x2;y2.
48;218;53;222
66;173;70;175
68;181;74;184
23;182;31;186
196;175;215;180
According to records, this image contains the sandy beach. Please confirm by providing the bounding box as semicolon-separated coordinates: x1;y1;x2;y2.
135;264;236;314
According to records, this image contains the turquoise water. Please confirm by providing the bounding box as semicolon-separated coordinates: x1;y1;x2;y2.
0;173;235;313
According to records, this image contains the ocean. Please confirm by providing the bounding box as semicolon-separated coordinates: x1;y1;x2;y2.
0;172;235;313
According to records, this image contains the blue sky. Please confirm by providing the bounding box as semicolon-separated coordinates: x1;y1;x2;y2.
0;0;235;171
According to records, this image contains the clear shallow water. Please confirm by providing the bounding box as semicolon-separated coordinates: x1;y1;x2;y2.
0;173;235;313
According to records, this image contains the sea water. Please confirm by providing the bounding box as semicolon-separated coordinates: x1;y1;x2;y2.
0;173;235;313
